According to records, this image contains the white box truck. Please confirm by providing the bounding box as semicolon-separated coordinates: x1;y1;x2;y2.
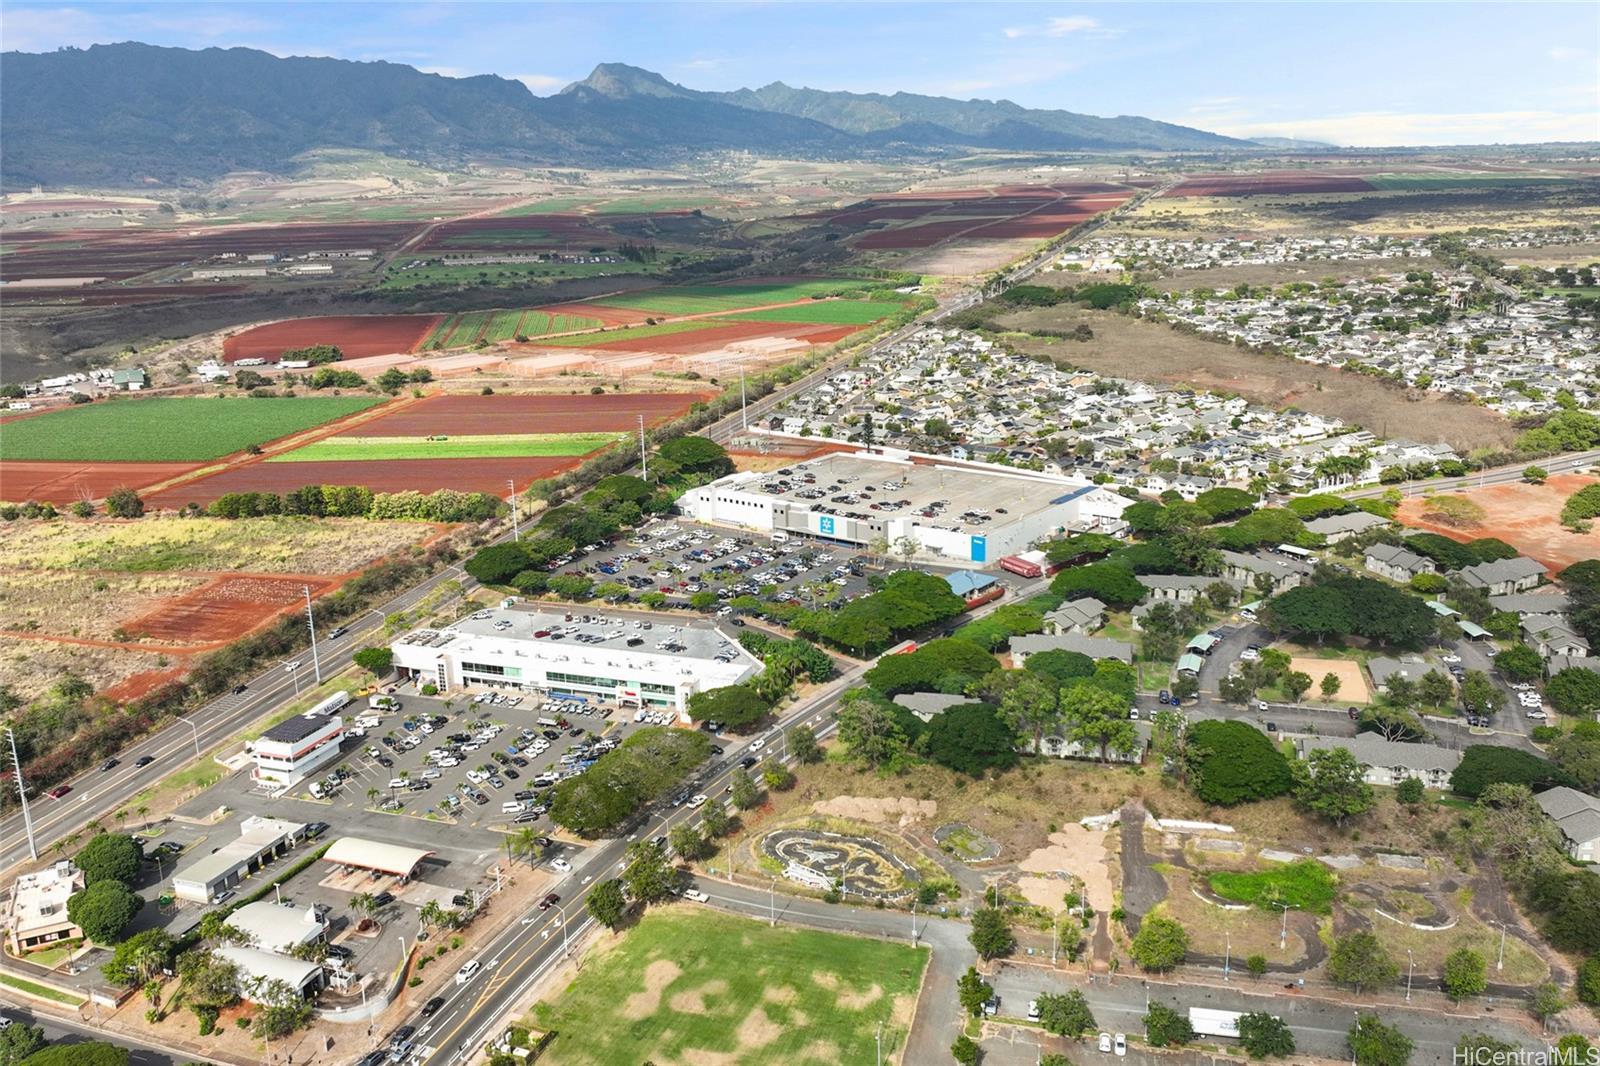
1188;1008;1245;1039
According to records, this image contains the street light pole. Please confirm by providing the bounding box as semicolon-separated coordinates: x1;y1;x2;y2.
910;899;918;945
875;1021;882;1066
769;878;776;928
638;415;648;481
1406;949;1413;1002
507;479;521;542
560;904;570;957
1497;920;1506;971
740;364;748;432
304;585;323;684
1277;902;1288;950
5;728;38;860
1223;931;1231;981
177;715;201;757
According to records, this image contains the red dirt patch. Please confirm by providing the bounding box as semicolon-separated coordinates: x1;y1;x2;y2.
335;392;709;437
102;662;192;703
145;456;589;508
1164;174;1378;198
124;574;334;644
1;461;202;504
1396;473;1600;572
223;314;443;362
575;320;846;353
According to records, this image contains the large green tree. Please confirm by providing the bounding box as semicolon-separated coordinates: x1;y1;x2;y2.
926;703;1019;776
1130;914;1189;972
1036;990;1096;1037
1348;1014;1413;1066
1238;1013;1295;1058
685;684;770;728
67;879;142;943
1327;932;1399;993
1185;720;1292;805
75;832;143;886
1291;746;1375;826
969;906;1014;959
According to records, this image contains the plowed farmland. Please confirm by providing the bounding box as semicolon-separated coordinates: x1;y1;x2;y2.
224;314;443;361
818;185;1132;250
1;461;202;504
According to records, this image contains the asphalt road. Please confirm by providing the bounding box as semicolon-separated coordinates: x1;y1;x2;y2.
0;1004;211;1066
1345;448;1600;499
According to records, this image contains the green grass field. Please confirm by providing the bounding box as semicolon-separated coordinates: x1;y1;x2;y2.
497;197;603;216
533;909;927;1066
420;308;605;349
1208;859;1339;914
530;320;710;347
593;279;864;316
593;195;725;214
718;299;906;325
269;431;624;462
0;396;385;462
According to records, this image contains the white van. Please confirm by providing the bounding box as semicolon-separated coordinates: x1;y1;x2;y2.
501;801;524;815
355;715;381;729
536;717;559;727
771;531;789;543
388;778;407;790
369;695;399;712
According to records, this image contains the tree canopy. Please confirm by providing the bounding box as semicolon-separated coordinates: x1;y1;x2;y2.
1264;576;1436;647
686;684;770;728
1185;720;1292;805
67;879;143;943
926;703;1019;776
1451;745;1571;798
863;637;998;696
75;832;142;886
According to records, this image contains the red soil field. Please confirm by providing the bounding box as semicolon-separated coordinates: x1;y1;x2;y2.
1;198;141;213
1164;175;1378;198
0;219;426;282
1;461;202;504
223;314;444;361
1396;474;1600;572
125;574;336;644
337;391;709;437
538;301;654;326
144;456;587;508
412;214;617;253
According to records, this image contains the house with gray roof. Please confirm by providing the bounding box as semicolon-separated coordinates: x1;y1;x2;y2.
1536;787;1600;862
1459;556;1547;596
1365;543;1435;582
1489;591;1571;616
1011;632;1135;665
1034;720;1150;764
1136;574;1238;606
892;692;968;723
1045;597;1106;636
1304;510;1390;543
1298;734;1461;789
1522;615;1591;660
1219;550;1309;595
1367;655;1437;690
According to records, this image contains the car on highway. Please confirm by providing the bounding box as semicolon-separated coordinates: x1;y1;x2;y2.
100;758;119;772
538;892;561;910
46;785;71;799
232;683;248;695
683;889;709;903
454;960;481;985
740;756;759;769
550;858;572;873
420;997;445;1018
135;755;155;767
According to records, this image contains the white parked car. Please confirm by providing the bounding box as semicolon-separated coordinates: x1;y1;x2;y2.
550;858;572;873
683;889;709;903
1114;1033;1127;1057
1099;1033;1112;1054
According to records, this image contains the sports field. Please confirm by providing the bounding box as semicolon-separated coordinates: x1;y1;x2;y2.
268;431;624;462
534;910;927;1066
592;279;862;316
0;396;384;462
721;299;907;325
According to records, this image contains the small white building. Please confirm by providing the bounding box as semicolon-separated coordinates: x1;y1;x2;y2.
5;861;84;954
172;816;306;904
247;713;345;787
227;901;326;955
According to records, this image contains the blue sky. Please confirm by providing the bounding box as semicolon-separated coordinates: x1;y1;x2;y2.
3;2;1596;146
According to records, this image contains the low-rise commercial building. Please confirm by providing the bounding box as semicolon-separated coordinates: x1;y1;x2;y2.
391;607;761;718
228;901;326;954
216;945;324;998
172;816;306;904
678;450;1130;565
247;713;345;787
4;861;84;954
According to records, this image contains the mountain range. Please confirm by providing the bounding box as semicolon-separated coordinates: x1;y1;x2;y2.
0;44;1256;187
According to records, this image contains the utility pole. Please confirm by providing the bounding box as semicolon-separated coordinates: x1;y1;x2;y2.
1223;931;1231;981
740;364;748;431
508;479;521;542
875;1021;882;1066
1497;920;1506;971
1406;949;1413;1002
769;878;776;927
6;728;38;860
910;899;918;945
304;585;323;684
638;415;648;481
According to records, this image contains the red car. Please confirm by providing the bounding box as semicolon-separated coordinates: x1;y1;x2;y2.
46;785;72;799
538;893;561;911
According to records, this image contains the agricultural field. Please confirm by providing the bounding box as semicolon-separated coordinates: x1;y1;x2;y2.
268;431;624;463
334;392;707;436
1;461;202;505
377;259;651;292
419;307;605;349
719;299;908;325
591;278;864;315
0;396;385;462
527;320;710;347
532;910;927;1066
223;314;443;361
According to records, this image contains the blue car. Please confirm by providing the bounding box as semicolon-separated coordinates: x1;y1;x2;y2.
1158;690;1172;705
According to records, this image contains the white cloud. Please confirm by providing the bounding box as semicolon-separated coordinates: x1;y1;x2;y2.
1548;46;1588;61
0;6;108;50
417;64;467;79
1003;16;1111;40
512;73;565;93
1209;109;1600;147
679;57;724;72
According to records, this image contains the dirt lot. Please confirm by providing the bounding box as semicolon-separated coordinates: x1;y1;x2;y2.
146;454;585;506
0;570;208;643
336;391;710;436
1397;474;1600;572
223;314;444;361
995;306;1516;452
1;636;184;701
123;573;337;645
1288;656;1372;704
1;461;204;504
1495;242;1600;267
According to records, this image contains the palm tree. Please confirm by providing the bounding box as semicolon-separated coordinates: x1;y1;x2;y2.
366;787;380;807
84;819;103;836
114;809;128;828
515;827;543;867
50;840;66;858
350;892;378;919
135;804;150;821
419;900;448;932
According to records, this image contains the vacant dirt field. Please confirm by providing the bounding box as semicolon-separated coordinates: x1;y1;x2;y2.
336;391;709;437
1;636;182;702
1495;242;1600;267
123;574;336;645
0;570;208;643
996;307;1516;452
223;314;443;361
146;455;581;506
1398;474;1600;572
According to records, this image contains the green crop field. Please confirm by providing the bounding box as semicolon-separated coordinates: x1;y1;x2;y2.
719;299;906;325
530;320;710;347
269;431;624;463
1208;859;1339;914
593;195;725;214
497;197;603;216
532;910;927;1066
421;308;604;348
443;310;492;346
0;396;385;462
1366;173;1567;191
594;279;865;316
378;260;651;292
482;309;527;344
432;228;554;248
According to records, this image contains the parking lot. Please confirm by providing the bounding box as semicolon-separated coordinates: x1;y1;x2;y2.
578;519;881;614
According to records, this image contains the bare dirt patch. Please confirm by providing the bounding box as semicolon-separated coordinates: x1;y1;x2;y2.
1288;656;1371;704
124;574;335;645
1;638;181;701
997;307;1515;452
835;983;883;1010
1397;473;1600;572
734;1006;782;1050
0;570;208;643
669;978;728;1014
622;958;682;1021
1018;826;1116;913
811;795;937;826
